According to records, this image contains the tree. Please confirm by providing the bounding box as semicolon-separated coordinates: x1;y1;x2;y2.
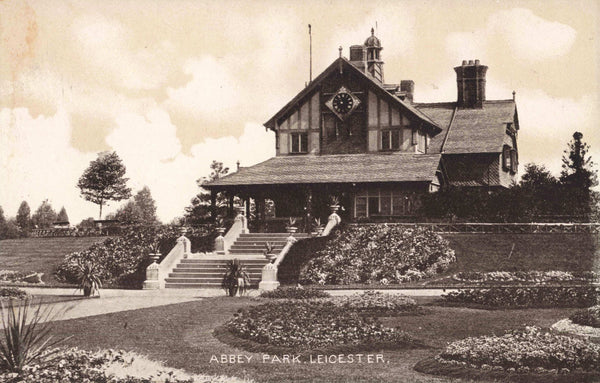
16;201;31;231
185;160;230;225
31;200;57;228
133;186;158;224
560;132;598;190
77;151;132;219
57;206;69;223
114;186;159;225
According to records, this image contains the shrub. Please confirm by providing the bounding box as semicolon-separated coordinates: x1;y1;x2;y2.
259;287;331;299
300;225;455;285
452;271;600;285
0;297;67;372
225;300;414;350
438;326;600;373
570;305;600;328
55;225;215;288
441;286;599;308
334;290;419;315
0;288;27;300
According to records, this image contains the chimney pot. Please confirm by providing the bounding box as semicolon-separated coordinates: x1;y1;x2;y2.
475;59;480;65
468;60;474;65
462;60;467;66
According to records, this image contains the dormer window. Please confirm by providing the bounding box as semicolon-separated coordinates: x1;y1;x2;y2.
291;132;308;154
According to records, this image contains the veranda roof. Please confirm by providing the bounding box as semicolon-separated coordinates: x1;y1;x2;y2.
204;153;442;188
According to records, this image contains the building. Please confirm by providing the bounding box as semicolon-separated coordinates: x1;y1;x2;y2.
204;30;519;225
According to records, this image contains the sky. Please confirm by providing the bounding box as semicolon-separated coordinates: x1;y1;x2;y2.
1;0;599;223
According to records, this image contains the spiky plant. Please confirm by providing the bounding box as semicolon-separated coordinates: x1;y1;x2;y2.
0;297;69;372
77;261;102;297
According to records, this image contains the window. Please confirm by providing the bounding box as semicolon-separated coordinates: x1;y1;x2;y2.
291;133;308;153
502;145;511;171
381;129;401;151
354;190;415;217
510;149;518;173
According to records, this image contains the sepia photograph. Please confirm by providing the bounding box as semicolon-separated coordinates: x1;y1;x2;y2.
0;0;599;382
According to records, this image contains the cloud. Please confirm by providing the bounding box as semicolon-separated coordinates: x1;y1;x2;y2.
446;8;576;64
0;107;96;220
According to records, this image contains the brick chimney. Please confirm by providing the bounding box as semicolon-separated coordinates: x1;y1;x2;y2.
400;80;414;103
454;59;487;108
349;45;367;72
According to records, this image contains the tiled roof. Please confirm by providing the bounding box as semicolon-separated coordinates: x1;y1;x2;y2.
416;100;516;154
204;153;442;187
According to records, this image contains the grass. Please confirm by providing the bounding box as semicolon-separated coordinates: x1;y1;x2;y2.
45;295;581;383
0;237;108;285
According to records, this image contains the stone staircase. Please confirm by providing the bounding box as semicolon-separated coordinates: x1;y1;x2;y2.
229;232;310;255
164;232;310;289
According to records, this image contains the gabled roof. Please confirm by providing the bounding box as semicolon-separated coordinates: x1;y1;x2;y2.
204;153;442;188
264;57;442;134
416;100;517;154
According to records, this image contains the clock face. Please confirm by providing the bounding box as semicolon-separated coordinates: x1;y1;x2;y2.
332;92;354;114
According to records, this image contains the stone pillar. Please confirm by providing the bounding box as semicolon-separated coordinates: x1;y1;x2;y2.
236;205;248;234
214;227;226;255
142;253;161;290
177;234;190;259
258;263;280;291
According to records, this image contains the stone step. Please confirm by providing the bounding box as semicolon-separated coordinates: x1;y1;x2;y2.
229;245;285;251
165;282;221;289
165;276;261;284
179;259;267;264
173;265;265;272
169;272;262;278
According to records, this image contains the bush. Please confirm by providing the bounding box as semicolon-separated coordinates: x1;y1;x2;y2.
225;300;414;350
452;271;600;285
259;287;331;299
0;288;27;300
300;225;455;285
442;286;599;308
437;326;600;373
335;291;419;315
55;225;216;288
570;305;600;328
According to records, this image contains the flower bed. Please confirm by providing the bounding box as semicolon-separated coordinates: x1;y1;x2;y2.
570;305;600;328
0;287;27;300
300;225;455;285
224;300;416;351
334;291;420;315
259;287;331;299
0;348;251;383
441;286;599;308
436;326;600;373
452;271;600;285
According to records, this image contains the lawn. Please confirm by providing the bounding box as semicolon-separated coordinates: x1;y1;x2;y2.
47;296;579;383
0;237;108;285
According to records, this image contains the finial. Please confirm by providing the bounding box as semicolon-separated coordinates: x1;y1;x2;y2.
338;46;342;57
371;27;374;36
236;160;240;171
512;90;516;101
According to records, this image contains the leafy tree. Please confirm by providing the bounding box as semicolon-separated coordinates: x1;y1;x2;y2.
185;160;230;225
560;131;598;190
57;206;69;223
133;186;158;224
4;218;20;239
31;200;57;229
114;186;159;225
77;151;132;219
16;201;31;231
520;163;559;189
76;217;96;230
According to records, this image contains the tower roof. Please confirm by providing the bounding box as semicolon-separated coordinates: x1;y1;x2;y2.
364;28;381;48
